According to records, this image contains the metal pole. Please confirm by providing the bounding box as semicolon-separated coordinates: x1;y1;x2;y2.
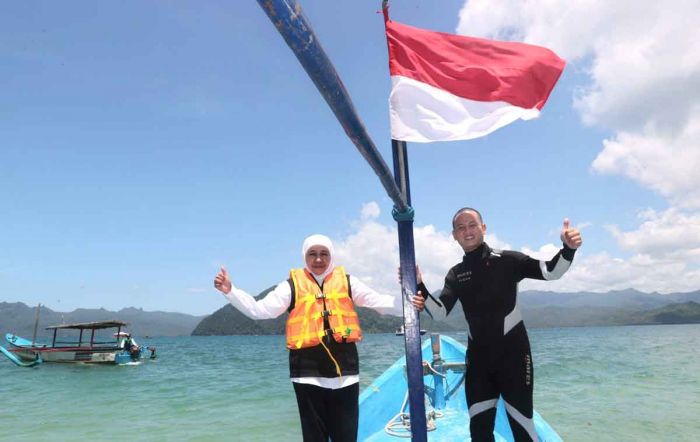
392;139;427;441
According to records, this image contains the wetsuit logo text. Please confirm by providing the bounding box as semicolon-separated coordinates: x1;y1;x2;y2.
456;271;472;282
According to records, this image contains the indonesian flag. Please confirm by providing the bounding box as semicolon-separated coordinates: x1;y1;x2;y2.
385;19;565;143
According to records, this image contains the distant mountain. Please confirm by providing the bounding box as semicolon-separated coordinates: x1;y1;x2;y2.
191;303;414;336
192;288;700;335
0;302;204;338
192;303;286;336
192;284;409;335
611;301;700;325
5;288;698;340
518;288;700;309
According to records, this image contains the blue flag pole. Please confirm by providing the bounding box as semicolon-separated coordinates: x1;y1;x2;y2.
391;139;428;441
256;1;427;440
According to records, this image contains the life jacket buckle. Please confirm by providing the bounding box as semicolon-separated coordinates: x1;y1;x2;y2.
323;328;335;342
315;293;326;300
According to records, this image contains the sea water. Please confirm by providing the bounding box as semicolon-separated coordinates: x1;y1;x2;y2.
0;324;698;441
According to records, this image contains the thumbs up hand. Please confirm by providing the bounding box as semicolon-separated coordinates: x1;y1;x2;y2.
560;218;582;249
214;266;233;294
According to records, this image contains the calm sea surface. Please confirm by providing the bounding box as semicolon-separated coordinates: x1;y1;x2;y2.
1;324;698;441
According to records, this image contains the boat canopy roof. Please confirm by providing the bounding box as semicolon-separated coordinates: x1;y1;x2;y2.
46;320;129;330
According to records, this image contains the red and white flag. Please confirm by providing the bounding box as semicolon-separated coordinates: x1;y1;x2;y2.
385;19;565;143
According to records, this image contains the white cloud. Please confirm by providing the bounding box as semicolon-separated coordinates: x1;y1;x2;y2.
457;0;700;132
336;204;700;295
592;113;700;208
606;208;700;258
457;0;700;207
454;0;700;291
360;201;381;220
523;250;700;294
334;215;457;293
334;219;398;291
506;208;700;293
521;243;562;261
335;203;516;294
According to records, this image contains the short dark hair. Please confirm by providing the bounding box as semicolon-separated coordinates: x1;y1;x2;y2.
452;207;483;228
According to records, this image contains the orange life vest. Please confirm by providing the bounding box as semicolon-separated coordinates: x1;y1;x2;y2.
286;266;363;350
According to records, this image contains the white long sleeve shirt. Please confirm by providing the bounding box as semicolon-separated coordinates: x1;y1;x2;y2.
221;274;404;389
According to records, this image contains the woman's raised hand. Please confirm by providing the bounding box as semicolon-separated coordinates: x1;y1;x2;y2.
214;266;232;294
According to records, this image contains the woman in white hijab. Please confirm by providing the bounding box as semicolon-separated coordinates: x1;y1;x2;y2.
214;233;423;442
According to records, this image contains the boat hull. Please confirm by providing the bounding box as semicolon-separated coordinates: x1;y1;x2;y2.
358;334;562;441
5;333;137;364
10;347;118;363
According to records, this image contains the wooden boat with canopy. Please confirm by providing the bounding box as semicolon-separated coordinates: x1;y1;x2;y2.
1;320;156;367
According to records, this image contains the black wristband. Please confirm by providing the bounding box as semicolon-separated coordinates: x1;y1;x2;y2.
562;244;576;261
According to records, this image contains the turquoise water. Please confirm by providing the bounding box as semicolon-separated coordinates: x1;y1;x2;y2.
1;324;698;441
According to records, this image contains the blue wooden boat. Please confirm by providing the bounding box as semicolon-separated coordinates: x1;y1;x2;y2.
1;320;156;367
359;334;562;441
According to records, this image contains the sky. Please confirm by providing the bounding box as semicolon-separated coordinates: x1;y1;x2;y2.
2;0;699;316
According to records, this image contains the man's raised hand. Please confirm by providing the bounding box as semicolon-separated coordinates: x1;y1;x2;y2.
560;218;582;249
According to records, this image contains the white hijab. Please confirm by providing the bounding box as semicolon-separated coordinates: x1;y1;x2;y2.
302;234;335;284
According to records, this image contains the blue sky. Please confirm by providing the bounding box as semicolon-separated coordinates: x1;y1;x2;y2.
2;1;699;316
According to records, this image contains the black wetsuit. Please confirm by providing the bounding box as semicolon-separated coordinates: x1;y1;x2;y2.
419;242;576;442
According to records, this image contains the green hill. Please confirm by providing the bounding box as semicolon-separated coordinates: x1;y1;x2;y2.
192;294;700;336
611;301;700;325
190;301;443;336
192;285;460;335
4;291;698;339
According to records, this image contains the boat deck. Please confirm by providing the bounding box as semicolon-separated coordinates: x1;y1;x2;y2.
358;335;562;441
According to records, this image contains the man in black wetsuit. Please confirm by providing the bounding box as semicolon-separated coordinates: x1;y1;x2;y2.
418;207;582;442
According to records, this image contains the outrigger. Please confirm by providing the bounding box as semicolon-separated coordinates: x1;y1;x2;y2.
1;320;156;367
